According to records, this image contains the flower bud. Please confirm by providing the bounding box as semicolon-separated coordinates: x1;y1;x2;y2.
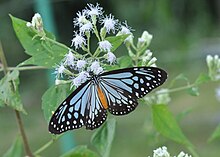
141;31;153;45
124;35;134;47
147;57;157;66
137;31;152;49
32;13;44;32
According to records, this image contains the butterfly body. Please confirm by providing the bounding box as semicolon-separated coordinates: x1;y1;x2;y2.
49;67;167;134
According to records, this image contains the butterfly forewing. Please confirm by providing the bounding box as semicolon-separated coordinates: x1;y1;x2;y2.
99;67;167;115
100;67;167;99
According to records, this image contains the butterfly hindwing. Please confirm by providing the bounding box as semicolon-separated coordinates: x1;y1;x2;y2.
49;81;108;134
85;83;107;129
48;80;91;134
100;78;138;115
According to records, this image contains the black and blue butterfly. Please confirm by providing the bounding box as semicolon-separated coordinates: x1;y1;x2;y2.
49;67;167;134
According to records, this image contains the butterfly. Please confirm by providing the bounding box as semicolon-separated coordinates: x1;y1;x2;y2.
49;67;167;134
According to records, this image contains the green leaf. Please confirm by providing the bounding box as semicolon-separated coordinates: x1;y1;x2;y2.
0;99;4;107
103;64;120;71
106;34;129;52
3;135;23;157
187;86;199;96
208;124;220;142
91;119;116;157
0;70;26;113
60;145;99;157
10;15;68;68
195;73;211;85
176;108;193;122
42;84;71;122
117;56;132;68
152;104;193;147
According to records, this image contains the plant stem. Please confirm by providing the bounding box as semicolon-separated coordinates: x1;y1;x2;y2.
0;65;48;72
33;135;61;155
187;145;200;157
44;36;69;50
33;139;54;155
167;84;195;93
15;111;33;157
0;42;33;157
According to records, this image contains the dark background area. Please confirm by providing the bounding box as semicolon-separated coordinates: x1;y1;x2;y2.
1;0;220;156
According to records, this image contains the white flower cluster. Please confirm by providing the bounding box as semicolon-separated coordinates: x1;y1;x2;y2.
26;13;44;33
144;88;171;105
216;86;220;102
53;3;133;88
206;55;220;81
206;55;220;102
148;146;192;157
153;146;170;157
124;29;157;67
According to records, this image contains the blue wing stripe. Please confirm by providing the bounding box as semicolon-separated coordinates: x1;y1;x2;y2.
104;78;132;93
101;72;132;79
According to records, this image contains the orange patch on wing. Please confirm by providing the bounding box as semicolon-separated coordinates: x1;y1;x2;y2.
97;85;108;109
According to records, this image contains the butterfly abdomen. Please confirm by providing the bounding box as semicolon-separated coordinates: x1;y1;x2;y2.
97;85;108;109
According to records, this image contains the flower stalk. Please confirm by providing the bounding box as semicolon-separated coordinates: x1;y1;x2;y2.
0;42;33;157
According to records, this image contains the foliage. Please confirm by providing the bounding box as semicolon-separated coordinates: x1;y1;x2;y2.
0;70;26;114
3;135;23;157
0;3;220;157
60;146;99;157
91;119;116;157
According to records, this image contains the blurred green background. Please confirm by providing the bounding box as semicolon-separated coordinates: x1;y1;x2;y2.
1;0;220;156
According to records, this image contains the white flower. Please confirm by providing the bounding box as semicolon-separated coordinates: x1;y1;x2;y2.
206;55;220;81
26;13;44;31
55;64;65;78
121;27;131;35
99;40;112;52
86;3;103;17
90;61;100;70
31;13;41;27
124;34;134;44
64;50;75;67
153;146;170;157
26;22;32;27
55;79;68;85
76;60;87;69
106;52;116;64
138;37;145;44
216;87;220;102
141;31;153;43
96;67;103;75
147;57;157;66
142;50;154;66
138;31;153;47
206;55;213;67
71;33;86;49
90;61;103;75
72;71;89;87
176;151;192;157
144;50;153;60
73;10;88;26
80;22;93;34
31;13;43;31
156;89;171;104
101;14;118;33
